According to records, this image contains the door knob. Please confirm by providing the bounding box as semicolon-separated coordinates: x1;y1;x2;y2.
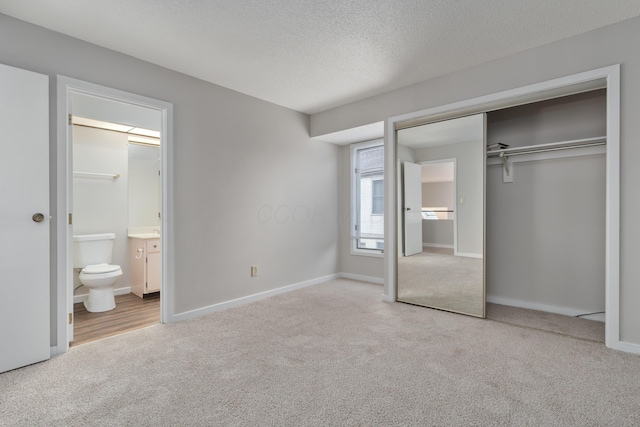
32;213;45;223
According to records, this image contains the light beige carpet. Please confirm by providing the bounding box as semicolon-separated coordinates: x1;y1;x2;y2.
398;249;483;316
487;303;605;343
1;279;639;426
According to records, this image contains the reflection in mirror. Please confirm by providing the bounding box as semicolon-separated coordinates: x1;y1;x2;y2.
396;114;485;317
128;143;161;228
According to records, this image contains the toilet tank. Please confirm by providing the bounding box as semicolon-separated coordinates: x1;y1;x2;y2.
73;233;116;268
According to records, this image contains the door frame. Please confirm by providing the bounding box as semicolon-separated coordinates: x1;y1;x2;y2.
55;76;174;354
384;64;625;352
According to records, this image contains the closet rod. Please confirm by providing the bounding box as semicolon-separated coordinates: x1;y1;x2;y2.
488;141;605;158
487;136;606;158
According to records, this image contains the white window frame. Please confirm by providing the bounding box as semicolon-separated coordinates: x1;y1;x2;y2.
351;139;384;257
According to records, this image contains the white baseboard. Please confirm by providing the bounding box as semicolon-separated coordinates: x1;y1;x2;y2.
73;286;131;304
422;243;453;249
486;295;603;318
339;272;384;285
609;340;640;355
381;293;395;302
50;346;59;358
172;274;340;322
455;252;483;259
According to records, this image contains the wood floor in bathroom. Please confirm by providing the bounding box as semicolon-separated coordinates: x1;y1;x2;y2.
72;293;160;347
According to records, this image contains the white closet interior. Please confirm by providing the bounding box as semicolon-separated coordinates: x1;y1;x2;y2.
485;89;606;321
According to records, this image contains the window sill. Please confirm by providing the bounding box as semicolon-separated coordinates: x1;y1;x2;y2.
350;248;384;258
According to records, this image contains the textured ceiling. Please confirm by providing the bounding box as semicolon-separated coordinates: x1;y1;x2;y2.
1;1;639;114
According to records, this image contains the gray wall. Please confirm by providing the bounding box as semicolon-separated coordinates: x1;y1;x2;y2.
422;182;454;212
0;14;340;347
422;220;453;247
312;15;640;344
487;89;607;148
486;155;605;312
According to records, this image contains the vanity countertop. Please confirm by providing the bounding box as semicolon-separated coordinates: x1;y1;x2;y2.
128;233;161;239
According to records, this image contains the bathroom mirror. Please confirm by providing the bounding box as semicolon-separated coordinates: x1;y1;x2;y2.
396;114;486;317
128;143;161;227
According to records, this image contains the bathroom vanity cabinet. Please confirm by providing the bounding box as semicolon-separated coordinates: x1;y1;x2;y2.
129;237;161;297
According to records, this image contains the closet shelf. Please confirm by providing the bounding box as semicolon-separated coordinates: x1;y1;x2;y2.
487;136;606;157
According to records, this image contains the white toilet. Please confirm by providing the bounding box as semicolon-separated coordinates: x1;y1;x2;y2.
73;233;123;313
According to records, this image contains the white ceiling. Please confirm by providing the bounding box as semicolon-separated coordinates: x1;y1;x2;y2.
2;1;639;115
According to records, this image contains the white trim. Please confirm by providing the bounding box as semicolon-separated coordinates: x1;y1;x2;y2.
385;65;622;351
604;66;621;351
609;341;640;355
384;120;396;301
422;243;454;249
486;295;602;318
381;293;395;303
339;272;384;285
55;76;174;355
390;69;608;129
173;274;340;322
50;346;60;358
455;252;483;259
349;250;384;258
72;286;132;304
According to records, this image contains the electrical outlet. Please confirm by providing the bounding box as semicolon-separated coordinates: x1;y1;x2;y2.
251;265;258;277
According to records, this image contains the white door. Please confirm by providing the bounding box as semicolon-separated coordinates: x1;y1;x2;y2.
403;161;423;256
0;64;50;373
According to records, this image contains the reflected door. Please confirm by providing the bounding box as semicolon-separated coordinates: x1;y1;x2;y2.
403;162;423;256
396;114;486;318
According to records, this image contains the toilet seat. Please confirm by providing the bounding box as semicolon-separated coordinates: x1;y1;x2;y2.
78;263;122;313
81;263;121;274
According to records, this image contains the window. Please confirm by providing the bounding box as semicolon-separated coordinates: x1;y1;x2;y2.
351;139;384;256
372;179;384;215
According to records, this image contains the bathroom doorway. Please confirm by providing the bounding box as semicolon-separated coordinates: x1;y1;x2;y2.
70;105;162;346
56;77;173;352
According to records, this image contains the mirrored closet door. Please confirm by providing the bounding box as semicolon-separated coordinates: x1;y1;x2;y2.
396;113;486;318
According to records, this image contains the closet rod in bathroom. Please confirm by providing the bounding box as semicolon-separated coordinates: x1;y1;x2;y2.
486;136;606;158
73;171;120;179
